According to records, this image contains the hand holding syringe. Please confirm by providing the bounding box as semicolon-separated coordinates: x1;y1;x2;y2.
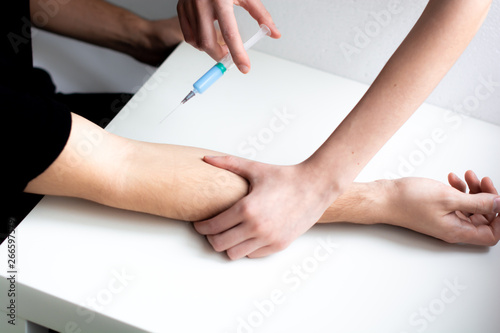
160;24;271;123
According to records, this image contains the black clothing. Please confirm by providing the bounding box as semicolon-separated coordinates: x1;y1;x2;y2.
2;1;72;193
1;0;132;241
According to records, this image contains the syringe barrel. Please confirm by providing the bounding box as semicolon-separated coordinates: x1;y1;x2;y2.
191;24;270;95
219;24;271;70
193;63;227;94
243;24;271;50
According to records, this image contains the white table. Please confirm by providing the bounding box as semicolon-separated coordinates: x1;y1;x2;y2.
2;42;500;333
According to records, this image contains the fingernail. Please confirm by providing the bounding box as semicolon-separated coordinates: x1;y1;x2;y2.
494;198;500;213
239;65;250;74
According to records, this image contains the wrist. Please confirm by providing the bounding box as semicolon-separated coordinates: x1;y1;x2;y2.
118;16;154;58
126;18;184;66
296;161;344;205
99;7;157;61
370;179;398;225
316;179;394;225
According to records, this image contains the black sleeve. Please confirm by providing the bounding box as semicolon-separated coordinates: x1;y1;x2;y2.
3;86;72;193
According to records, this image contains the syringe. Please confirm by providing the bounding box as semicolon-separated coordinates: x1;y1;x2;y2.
160;24;271;123
181;24;271;104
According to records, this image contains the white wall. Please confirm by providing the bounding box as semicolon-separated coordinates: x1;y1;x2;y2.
33;0;500;125
236;0;500;125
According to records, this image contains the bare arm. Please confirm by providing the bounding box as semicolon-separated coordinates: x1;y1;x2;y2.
307;0;493;190
316;177;500;247
197;0;493;259
30;0;183;65
25;113;247;222
26;115;500;254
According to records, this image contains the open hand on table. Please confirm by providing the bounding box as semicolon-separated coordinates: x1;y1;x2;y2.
385;171;500;246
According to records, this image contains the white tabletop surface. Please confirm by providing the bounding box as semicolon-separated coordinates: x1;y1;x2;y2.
1;42;500;333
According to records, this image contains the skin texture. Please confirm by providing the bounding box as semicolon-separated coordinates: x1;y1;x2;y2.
25;114;248;222
25;114;500;260
189;0;494;259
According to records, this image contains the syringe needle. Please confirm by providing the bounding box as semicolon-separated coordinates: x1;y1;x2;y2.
160;25;270;124
159;103;181;124
159;90;195;124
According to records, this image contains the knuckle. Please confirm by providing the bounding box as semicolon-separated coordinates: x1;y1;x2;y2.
254;10;272;23
185;37;197;46
240;202;256;219
198;38;212;51
250;220;267;235
222;29;239;42
466;197;486;215
441;193;459;210
274;238;289;251
475;199;488;214
224;155;238;165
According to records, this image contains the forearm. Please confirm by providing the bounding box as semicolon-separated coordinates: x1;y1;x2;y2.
119;152;391;224
25;113;128;205
25;113;248;221
317;181;391;224
30;0;152;56
116;143;249;221
24;113;390;224
305;0;491;192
